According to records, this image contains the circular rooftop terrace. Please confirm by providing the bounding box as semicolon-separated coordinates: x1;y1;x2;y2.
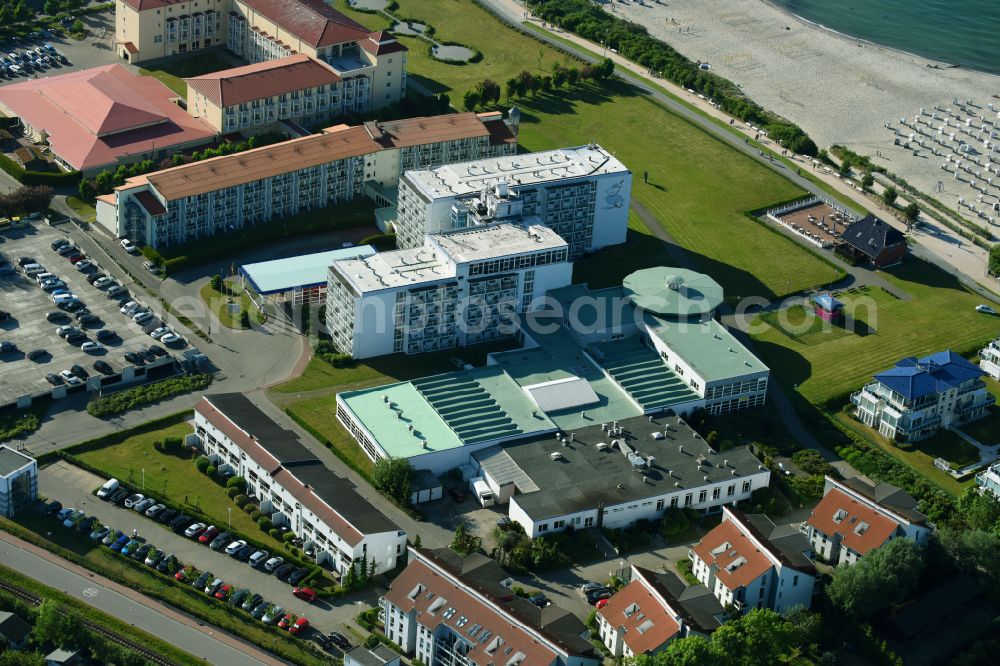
622;267;724;319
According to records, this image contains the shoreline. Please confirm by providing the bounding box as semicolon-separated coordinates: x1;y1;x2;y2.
758;0;992;76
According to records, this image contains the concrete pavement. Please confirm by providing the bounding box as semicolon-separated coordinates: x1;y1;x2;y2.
0;530;282;666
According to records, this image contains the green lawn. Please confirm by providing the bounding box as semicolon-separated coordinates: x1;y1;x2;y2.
65;195;96;222
139;52;236;97
199;280;265;329
959;406;1000;446
73;423;289;553
751;260;1000;405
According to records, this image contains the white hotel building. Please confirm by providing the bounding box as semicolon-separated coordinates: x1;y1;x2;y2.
392;144;631;259
326;222;572;359
194;393;406;575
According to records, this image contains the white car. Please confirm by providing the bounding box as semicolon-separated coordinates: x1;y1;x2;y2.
59;369;77;382
120;301;141;315
263;556;284;572
184;522;207;538
93;277;114;289
120;238;137;253
74;260;93;271
80;342;103;354
52;293;78;303
149;326;171;339
160;333;183;346
975;304;997;315
224;539;247;555
62;374;82;386
133;312;154;325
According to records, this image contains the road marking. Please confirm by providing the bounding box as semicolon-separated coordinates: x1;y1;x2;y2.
83;587;98;597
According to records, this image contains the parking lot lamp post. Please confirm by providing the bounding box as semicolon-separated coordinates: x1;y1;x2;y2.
228;507;232;531
142;468;145;490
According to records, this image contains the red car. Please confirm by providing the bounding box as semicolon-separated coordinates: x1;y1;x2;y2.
198;526;219;544
174;567;191;582
292;587;316;603
595;598;609;609
214;584;232;600
68;254;87;263
289;617;309;636
277;614;295;630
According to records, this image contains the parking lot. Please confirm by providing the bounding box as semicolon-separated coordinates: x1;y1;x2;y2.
39;461;376;641
0;223;181;405
0;10;118;89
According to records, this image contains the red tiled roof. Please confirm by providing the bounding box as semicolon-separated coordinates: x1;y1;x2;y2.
238;0;369;48
691;519;773;591
122;41;139;54
359;31;407;57
186;54;341;107
121;0;186;10
384;559;558;665
0;65;215;172
95;193;116;205
806;487;900;557
134;190;167;217
598;578;680;655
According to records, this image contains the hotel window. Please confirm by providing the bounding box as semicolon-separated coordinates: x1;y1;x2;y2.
684;494;693;507
742;480;752;493
698;490;707;503
538;523;548;533
712;487;721;500
727;484;736;497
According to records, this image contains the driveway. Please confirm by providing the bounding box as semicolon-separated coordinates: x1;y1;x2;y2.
39;460;381;635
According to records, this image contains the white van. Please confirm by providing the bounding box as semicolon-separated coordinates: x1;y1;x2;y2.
34;272;57;284
97;478;120;499
472;478;495;508
23;263;46;276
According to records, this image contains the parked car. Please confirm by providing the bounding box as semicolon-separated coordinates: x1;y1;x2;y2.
248;550;270;568
110;535;130;552
292;587;316;603
204;578;223;595
132;544;152;561
288;617;309;636
41;500;62;516
312;633;332;650
89;525;110;541
529;593;551;608
263;556;284;572
288;567;309;586
273;563;295;580
580;582;604;595
170;514;192;531
102;530;124;546
329;632;351;650
143;260;161;275
250;601;270;620
209;532;232;550
145;503;166;518
120;238;137;253
157;508;178;524
262;606;285;625
242;593;264;612
70;364;89;379
50;238;70;250
86;272;107;285
46;311;69;323
96;329;117;343
120;539;142;557
110;489;129;504
145;549;164;566
93;277;114;289
56;325;79;338
160;333;184;346
96;478;119;498
229;589;250;607
124;351;145;365
278;614;295;630
174;567;191;582
586;588;612;604
77;313;99;326
133;497;156;513
224;539;247;555
149;326;171;339
184;522;207;538
193;571;212;589
123;493;145;509
75;260;93;271
133;312;154;325
976;304;997;315
46;373;62;386
26;349;47;361
156;554;176;573
56;245;76;256
214;584;233;600
198;526;220;544
595;598;609;610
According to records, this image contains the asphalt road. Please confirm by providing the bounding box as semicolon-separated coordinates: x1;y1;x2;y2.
0;533;277;665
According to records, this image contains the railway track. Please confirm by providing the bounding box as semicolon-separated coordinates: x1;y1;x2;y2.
0;580;178;666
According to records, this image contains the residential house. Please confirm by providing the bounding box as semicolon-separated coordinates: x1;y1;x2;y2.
0;611;31;650
596;564;725;659
381;547;599;666
689;507;816;614
851;350;991;441
838;214;906;267
803;476;931;566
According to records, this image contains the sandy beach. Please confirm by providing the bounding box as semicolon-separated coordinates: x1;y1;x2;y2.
609;0;1000;219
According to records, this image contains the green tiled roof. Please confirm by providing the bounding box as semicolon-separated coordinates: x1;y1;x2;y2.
643;314;768;381
623;267;723;318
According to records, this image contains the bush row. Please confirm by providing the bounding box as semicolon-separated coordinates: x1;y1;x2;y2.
86;374;213;418
0;152;81;186
524;0;817;155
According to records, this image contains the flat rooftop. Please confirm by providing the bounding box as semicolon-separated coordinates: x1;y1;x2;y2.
0;446;34;477
643;314;768;381
404;144;629;201
431;223;566;264
475;414;765;521
332;245;452;293
623;267;724;319
241;245;375;295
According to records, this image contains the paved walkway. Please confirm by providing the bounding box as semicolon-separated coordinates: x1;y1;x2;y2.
483;0;1000;298
0;530;282;666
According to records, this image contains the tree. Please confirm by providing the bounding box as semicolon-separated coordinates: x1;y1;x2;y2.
0;185;55;217
477;79;500;105
372;457;412;506
596;57;615;79
239;309;250;329
882;185;898;207
344;561;357;589
861;172;875;191
210;274;223;291
566;67;580;86
462;89;481;111
368;557;377;580
552;67;567;89
226;475;246;491
659;507;693;539
505;77;518;101
32;600;80;648
903;202;920;223
827;538;924;620
541;75;553;93
78;178;95;203
195;455;210;473
955;486;1000;532
413;533;422;548
0;652;46;666
13;1;30;22
450;521;482;556
71;18;85;34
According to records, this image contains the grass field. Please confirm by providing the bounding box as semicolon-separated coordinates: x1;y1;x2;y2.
199;281;265;329
65;195;97;222
751;260;1000;405
73;423;289;553
959;406;1000;446
335;0;839;299
139;52;235;97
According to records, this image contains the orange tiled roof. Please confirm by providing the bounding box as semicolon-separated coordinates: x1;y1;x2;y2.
185;54;341;108
597;578;680;655
806;487;900;556
691;519;773;590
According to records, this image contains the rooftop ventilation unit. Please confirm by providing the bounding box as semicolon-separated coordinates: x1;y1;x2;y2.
652;432;664;440
549;451;563;461
596;442;609;451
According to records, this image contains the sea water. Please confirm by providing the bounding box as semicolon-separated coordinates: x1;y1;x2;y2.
769;0;1000;76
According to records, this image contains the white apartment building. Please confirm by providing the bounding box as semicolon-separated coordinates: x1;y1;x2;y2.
326;222;572;359
393;144;631;258
978;336;1000;381
689;507;815;614
0;446;36;518
381;548;599;666
194;393;406;575
597;565;724;659
103;112;517;248
851;350;991;442
803;476;931;566
976;461;1000;499
476;414;771;539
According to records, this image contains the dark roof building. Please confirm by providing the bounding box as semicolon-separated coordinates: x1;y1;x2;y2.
839;214;906;267
0;611;31;649
237;0;370;48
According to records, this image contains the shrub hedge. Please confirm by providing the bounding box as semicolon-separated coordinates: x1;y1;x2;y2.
86;374;213;417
